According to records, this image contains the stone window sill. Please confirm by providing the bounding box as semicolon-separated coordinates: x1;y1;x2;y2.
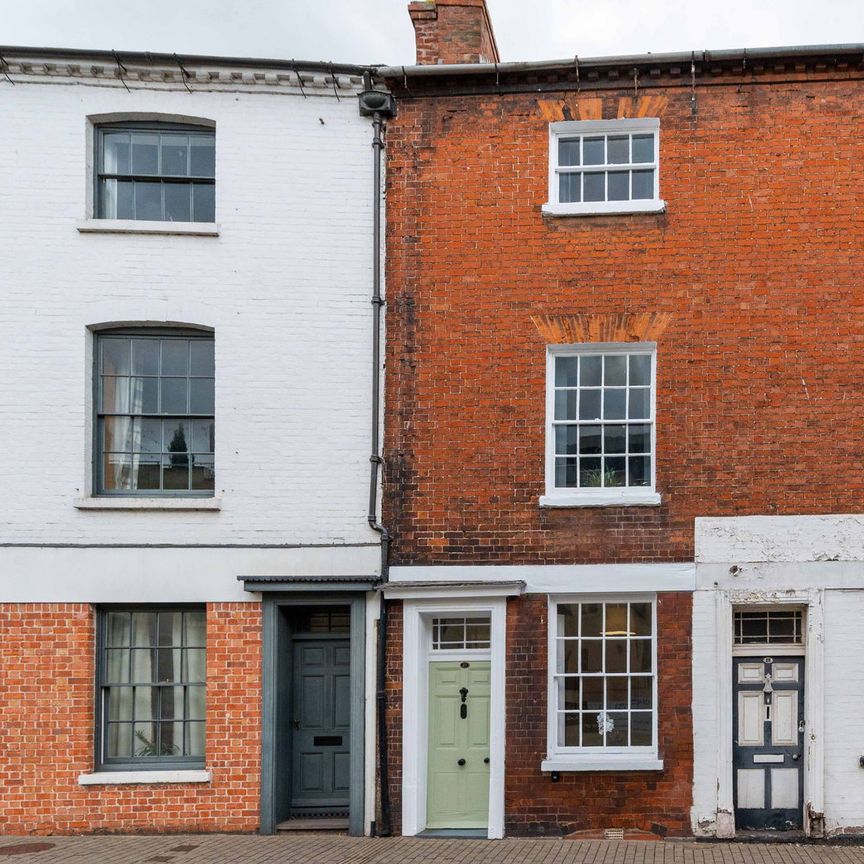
74;496;221;511
77;219;219;237
539;491;661;508
541;757;664;773
78;769;211;785
541;200;666;217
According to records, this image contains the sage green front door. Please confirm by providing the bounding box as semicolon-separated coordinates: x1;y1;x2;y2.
426;660;490;829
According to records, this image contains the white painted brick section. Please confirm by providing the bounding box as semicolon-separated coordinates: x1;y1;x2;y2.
0;78;379;548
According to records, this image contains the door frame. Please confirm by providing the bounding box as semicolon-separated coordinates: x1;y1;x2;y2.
260;593;366;835
400;595;508;838
713;592;824;837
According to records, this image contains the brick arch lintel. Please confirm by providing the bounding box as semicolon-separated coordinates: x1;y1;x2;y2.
530;312;672;344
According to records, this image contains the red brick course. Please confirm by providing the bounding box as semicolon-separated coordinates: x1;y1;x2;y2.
0;603;261;835
408;0;499;65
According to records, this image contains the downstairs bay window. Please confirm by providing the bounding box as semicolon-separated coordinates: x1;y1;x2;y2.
544;597;663;772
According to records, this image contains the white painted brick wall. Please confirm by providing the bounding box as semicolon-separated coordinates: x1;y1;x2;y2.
0;77;379;547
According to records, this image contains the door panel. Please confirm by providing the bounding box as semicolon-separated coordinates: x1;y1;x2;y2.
427;661;490;830
733;656;804;831
290;638;351;813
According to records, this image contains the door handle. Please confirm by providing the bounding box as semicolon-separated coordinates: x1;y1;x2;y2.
792;754;800;761
484;757;490;764
460;687;469;719
457;758;466;766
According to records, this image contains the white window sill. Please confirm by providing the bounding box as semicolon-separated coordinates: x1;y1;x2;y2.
78;770;211;785
77;219;220;237
541;757;664;773
74;496;221;511
541;200;666;217
540;491;661;508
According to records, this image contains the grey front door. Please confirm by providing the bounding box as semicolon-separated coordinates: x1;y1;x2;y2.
733;656;804;830
290;638;351;814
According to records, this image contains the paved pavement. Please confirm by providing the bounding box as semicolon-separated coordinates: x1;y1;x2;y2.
2;836;864;864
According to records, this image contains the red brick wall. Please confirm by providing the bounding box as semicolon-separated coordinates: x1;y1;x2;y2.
383;71;864;565
505;593;692;836
409;0;499;65
384;599;404;835
0;602;261;835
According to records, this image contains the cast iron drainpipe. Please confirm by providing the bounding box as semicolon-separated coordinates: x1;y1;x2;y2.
360;73;395;837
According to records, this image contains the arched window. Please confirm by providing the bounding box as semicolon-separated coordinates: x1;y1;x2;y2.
95;328;215;495
95;122;215;222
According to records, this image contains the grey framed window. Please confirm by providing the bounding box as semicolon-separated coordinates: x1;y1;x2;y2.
95;330;215;495
96;123;215;222
97;608;206;769
734;609;804;645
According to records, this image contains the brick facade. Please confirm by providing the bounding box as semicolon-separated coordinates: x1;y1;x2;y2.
383;71;864;566
408;0;499;65
0;603;261;834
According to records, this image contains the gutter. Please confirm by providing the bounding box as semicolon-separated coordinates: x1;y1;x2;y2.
377;42;864;81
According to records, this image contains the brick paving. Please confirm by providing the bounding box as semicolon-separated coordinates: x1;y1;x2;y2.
2;836;864;864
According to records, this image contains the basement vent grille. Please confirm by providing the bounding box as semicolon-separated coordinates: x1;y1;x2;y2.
603;828;625;840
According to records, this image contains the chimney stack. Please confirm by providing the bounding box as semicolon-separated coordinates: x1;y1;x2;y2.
408;0;500;66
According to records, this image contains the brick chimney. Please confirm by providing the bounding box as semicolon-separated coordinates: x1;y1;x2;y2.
408;0;500;65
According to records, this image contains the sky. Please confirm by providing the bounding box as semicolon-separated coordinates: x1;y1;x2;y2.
2;0;863;66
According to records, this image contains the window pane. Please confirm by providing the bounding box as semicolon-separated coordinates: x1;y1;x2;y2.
161;379;188;414
187;686;206;720
164;420;190;453
629;455;651;487
628;424;650;454
631;711;653;746
155;648;182;682
631;676;652;709
190;341;215;377
605;638;627;672
581;677;603;710
559;678;579;710
583;136;604;165
632;169;654;200
192;419;215;453
604;355;627;386
187;721;206;757
160;135;189;176
606;676;628;709
607;170;629;201
578;389;601;421
103;417;133;452
630;639;652;673
580;355;602;386
132;612;157;646
603;388;626;420
131;133;160;174
578;425;601;455
555;425;578;455
132;649;154;683
164;183;191;222
581;604;602;637
607;135;629;164
189;135;215;177
185;611;207;647
158;612;183;647
558;139;580;166
134;685;157;721
184;649;207;682
557;604;578;637
106;722;133;758
554;389;578;420
161;721;183;756
580;639;602;673
129;377;158;414
631;603;652;636
134;181;162;220
103;453;133;491
581;712;603;746
163;455;190;490
103;132;131;174
137;418;162;453
555;356;578;387
629;353;651;386
605;456;626;487
102;339;131;376
562;641;578;674
603;425;625;454
105;649;130;683
605;604;628;635
191;455;215;491
106;612;131;647
555;456;578;488
159;686;185;721
579;457;602;488
558;173;580;204
190;378;215;414
161;340;189;376
606;712;629;746
99;179;134;219
134;722;157;756
192;184;216;222
134;455;161;491
632;134;654;163
131;340;159;376
107;687;133;721
583;172;604;202
629;388;650;419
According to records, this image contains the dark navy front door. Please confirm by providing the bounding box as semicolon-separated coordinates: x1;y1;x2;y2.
290;638;351;814
733;656;804;830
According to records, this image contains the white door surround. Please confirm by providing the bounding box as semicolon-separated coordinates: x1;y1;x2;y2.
399;596;508;838
710;592;824;838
